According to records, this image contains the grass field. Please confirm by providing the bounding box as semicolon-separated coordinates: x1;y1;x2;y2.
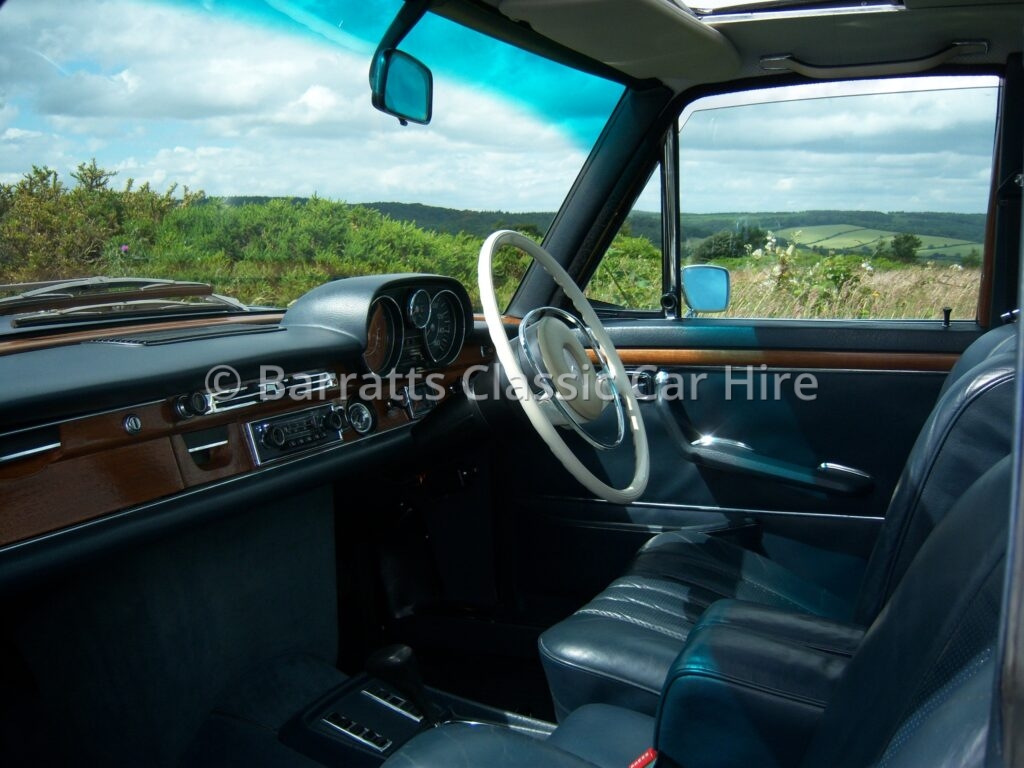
723;262;980;320
777;225;981;260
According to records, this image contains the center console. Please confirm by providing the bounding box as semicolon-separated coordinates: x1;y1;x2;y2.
284;676;426;765
280;646;554;766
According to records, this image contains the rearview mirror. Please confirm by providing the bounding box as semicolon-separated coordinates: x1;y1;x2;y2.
371;48;433;126
682;265;730;315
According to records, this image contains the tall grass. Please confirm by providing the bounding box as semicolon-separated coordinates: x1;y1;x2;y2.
726;263;980;321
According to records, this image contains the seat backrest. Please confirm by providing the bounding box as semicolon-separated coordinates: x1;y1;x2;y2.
800;455;1010;768
939;322;1016;397
854;325;1016;623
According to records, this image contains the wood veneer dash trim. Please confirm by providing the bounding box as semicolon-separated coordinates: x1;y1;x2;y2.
0;438;184;546
611;348;958;372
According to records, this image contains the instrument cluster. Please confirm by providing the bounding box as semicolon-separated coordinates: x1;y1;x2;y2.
362;284;467;375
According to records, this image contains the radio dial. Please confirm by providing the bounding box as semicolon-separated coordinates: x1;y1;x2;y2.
263;425;288;449
173;395;194;420
323;409;346;432
190;391;211;415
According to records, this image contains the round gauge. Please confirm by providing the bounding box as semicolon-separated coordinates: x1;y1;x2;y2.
347;401;375;435
407;289;432;329
362;296;403;375
423;290;465;366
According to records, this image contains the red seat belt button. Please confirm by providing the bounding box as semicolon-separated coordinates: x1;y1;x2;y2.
629;747;658;768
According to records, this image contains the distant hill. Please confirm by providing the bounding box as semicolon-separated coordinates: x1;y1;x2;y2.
217;199;985;257
678;211;985;245
361;203;985;252
364;202;554;240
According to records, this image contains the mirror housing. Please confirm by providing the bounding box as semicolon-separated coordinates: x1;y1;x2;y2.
682;265;730;315
371;48;433;125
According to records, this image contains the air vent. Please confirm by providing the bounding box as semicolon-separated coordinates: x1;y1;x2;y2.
87;324;283;346
204;371;339;414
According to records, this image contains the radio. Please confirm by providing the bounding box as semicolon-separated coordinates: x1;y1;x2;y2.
246;402;348;466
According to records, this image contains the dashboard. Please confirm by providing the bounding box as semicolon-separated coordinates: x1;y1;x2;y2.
0;274;489;574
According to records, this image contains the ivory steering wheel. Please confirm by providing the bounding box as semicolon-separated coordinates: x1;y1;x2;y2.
478;230;649;504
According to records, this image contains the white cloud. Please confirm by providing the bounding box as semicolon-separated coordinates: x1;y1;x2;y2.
0;0;588;210
678;81;998;214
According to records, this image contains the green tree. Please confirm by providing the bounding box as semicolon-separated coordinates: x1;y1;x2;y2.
961;248;982;269
692;226;765;263
693;230;740;262
71;158;116;192
891;232;922;263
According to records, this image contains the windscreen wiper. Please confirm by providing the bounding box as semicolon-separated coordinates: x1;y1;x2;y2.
11;297;248;328
0;277;241;314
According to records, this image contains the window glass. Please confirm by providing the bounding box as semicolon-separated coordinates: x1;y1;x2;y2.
0;0;623;310
677;77;998;320
586;169;663;310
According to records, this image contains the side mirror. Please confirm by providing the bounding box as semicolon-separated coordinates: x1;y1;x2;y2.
371;48;433;126
682;265;730;315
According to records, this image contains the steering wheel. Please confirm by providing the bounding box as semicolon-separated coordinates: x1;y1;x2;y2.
478;230;649;504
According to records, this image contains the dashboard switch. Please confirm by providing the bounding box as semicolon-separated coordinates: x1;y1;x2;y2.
347;402;375;435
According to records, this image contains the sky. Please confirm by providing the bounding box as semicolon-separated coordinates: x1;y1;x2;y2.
678;79;998;214
0;0;999;214
0;0;622;211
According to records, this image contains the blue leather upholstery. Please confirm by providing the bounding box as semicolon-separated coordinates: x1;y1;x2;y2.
694;599;864;657
380;458;1011;768
540;326;1016;717
655;455;1009;768
538;533;854;717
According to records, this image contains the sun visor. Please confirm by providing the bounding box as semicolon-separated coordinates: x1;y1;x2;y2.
498;0;740;82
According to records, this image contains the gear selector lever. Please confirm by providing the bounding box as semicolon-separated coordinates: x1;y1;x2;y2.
366;644;442;727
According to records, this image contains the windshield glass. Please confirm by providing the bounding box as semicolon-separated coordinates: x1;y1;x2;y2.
0;0;623;311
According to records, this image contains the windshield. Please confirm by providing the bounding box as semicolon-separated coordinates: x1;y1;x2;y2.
0;0;623;312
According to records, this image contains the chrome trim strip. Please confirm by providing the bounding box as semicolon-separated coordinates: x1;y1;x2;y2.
818;461;872;478
661;123;681;319
691;436;753;452
361;689;423;722
529;494;885;523
0;441;62;464
706;3;902;24
320;718;391;752
185;439;229;454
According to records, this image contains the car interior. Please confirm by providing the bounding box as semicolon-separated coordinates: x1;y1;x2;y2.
1;0;1023;766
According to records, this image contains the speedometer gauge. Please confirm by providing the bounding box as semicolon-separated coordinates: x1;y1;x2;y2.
423;290;465;366
407;289;431;329
363;296;403;375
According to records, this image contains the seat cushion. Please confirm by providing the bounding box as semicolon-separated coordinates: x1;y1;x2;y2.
383;704;654;768
539;530;853;718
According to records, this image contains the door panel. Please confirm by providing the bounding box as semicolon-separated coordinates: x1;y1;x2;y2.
497;318;978;619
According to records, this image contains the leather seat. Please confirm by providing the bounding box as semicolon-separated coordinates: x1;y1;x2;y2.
540;324;1016;717
381;456;1012;768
